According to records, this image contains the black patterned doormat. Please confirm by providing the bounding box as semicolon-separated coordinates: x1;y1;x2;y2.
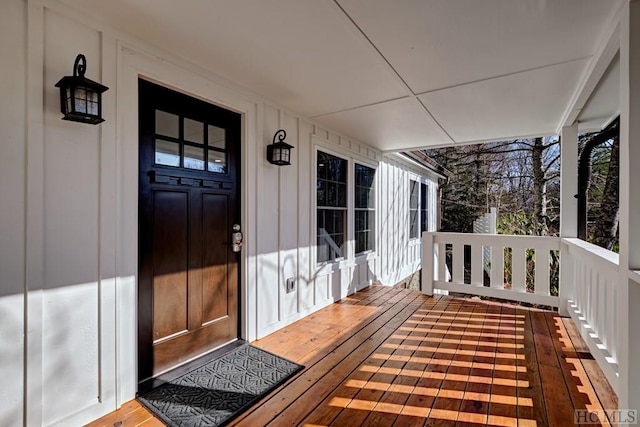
138;344;304;427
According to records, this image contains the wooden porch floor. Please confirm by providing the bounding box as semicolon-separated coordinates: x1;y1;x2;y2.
88;285;616;427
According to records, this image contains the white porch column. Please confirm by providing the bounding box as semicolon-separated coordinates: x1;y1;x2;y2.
558;124;578;316
618;0;640;413
560;124;579;238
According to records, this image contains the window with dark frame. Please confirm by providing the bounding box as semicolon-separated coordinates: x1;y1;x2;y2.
355;163;376;255
410;179;419;238
420;182;429;234
317;151;348;263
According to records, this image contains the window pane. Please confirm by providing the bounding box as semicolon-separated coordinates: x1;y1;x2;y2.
355;163;376;254
184;145;205;170
316;180;326;206
410;180;419;209
317;209;345;262
317;151;349;263
208;150;227;173
421;209;428;233
410;209;419;238
336;183;347;207
155;110;179;138
184;118;204;143
421;183;429;233
317;151;347;186
420;183;428;205
208;125;226;149
155;139;180;167
355;164;375;209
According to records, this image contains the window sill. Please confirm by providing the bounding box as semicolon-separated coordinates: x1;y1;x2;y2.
355;252;377;263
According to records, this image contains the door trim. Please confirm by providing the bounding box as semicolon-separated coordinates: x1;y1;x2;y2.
117;45;259;402
137;78;242;388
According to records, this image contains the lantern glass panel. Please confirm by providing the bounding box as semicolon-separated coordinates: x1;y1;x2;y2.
87;90;99;116
273;146;282;162
65;88;73;114
75;87;87;114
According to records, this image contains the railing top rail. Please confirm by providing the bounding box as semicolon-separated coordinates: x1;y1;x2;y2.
425;231;561;248
562;237;619;267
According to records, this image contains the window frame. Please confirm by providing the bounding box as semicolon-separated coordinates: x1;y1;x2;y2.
316;150;349;264
313;143;379;271
409;175;431;241
354;162;376;257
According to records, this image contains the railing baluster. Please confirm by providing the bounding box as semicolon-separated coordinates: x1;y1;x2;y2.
534;249;550;295
511;246;526;292
453;243;464;284
471;243;483;286
490;244;504;289
438;243;447;282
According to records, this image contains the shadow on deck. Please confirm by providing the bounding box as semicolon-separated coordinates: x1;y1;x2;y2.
89;285;616;427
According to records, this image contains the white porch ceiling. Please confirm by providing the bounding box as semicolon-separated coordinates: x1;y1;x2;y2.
62;0;623;152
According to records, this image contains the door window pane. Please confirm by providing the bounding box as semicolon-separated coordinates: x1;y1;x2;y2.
208;150;227;173
184;118;204;143
208;125;226;150
155;139;180;167
184;145;205;170
155;110;179;138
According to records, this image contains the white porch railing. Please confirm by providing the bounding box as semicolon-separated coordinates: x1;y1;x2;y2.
421;232;620;394
422;232;560;307
562;238;619;392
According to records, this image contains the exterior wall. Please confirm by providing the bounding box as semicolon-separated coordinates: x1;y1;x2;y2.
378;156;439;285
1;1;438;425
0;1;26;426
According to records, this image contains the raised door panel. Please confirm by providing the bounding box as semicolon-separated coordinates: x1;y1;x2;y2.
152;190;189;341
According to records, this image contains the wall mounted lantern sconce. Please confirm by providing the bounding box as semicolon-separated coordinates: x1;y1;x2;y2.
55;54;109;124
267;129;294;166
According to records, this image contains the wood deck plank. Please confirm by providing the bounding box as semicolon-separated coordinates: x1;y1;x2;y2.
86;286;618;427
261;291;426;426
546;312;611;426
300;296;445;426
562;317;619;415
531;310;576;427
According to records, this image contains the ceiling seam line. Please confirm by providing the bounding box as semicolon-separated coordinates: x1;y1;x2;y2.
332;0;415;95
333;0;454;144
415;55;594;96
415;98;456;144
310;95;413;119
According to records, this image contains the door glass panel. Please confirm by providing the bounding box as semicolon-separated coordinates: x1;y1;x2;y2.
184;118;204;144
208;125;226;150
155;139;180;167
208;150;227;173
184;145;205;170
155;110;179;138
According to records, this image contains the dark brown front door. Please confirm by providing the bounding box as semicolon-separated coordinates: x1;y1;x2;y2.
138;79;241;386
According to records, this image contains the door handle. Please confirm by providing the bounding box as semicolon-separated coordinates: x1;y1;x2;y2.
232;224;243;252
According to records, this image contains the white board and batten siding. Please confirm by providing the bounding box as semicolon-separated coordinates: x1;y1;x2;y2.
378;155;439;286
0;1;439;425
